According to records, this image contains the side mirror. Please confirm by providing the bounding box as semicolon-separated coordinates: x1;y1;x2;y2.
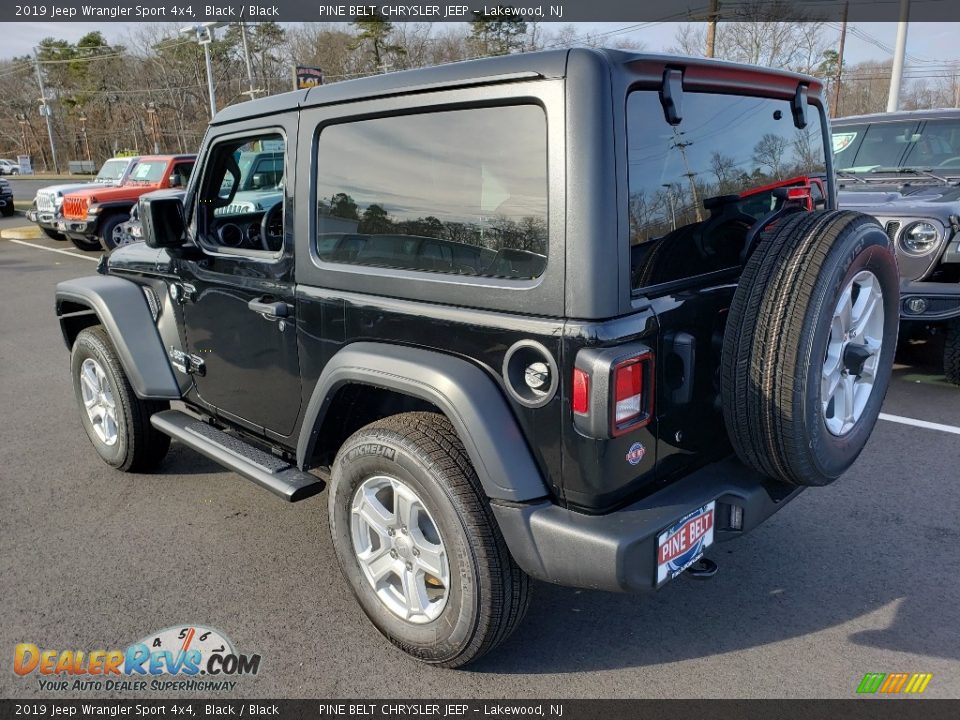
251;173;264;189
141;195;186;249
168;174;182;188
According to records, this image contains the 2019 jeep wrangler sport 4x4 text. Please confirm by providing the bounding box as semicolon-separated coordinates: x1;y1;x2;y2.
55;49;899;668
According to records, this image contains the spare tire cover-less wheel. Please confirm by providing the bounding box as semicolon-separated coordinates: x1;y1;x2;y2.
721;210;899;487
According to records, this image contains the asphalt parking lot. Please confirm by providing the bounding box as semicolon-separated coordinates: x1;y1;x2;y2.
1;217;958;699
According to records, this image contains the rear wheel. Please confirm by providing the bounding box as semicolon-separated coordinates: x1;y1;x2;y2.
329;412;530;668
71;326;170;471
1;203;14;217
945;318;960;385
721;210;899;487
41;227;67;241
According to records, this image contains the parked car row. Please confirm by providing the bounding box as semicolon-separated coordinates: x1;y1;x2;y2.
24;150;286;253
26;154;195;252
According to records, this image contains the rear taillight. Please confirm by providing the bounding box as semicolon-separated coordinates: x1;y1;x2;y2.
571;344;654;438
572;368;590;415
613;358;644;424
611;352;653;435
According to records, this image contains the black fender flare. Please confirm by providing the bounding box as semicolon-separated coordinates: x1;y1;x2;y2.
95;200;136;215
296;342;550;503
55;275;181;400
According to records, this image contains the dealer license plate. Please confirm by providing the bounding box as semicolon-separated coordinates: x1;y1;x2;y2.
656;501;715;587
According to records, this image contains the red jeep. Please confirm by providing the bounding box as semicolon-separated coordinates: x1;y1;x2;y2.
59;155;195;252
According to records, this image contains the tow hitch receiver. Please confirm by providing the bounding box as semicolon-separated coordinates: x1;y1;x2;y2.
685;558;719;580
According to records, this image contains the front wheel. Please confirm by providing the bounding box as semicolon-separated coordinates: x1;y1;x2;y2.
71;326;170;471
1;204;14;217
98;212;132;252
329;412;530;668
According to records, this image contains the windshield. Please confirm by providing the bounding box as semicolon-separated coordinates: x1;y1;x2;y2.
95;159;129;183
833;118;960;172
125;161;166;184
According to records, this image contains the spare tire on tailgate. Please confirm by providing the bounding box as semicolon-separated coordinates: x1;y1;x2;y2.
721;210;899;487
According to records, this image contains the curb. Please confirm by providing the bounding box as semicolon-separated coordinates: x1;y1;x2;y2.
1;225;46;241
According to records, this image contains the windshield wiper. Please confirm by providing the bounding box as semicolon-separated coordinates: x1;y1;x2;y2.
836;170;867;184
869;167;952;183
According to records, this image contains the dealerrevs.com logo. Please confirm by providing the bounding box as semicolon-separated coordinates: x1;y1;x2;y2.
13;625;260;693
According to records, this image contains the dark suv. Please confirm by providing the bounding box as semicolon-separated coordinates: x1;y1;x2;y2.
55;49;899;668
833;108;960;383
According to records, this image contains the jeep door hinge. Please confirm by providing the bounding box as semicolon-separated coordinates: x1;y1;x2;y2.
169;347;206;376
169;282;197;304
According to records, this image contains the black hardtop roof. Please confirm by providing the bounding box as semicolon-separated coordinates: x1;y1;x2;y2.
834;108;960;125
212;48;821;125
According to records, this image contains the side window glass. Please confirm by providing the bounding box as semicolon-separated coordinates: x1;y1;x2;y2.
196;133;286;254
314;104;548;280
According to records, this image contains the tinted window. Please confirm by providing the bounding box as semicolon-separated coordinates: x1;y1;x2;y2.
628;91;827;289
315;105;548;279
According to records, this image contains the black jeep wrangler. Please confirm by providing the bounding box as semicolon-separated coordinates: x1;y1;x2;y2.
55;49;899;668
833;109;960;384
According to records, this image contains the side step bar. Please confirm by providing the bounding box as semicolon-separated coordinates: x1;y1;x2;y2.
150;410;324;502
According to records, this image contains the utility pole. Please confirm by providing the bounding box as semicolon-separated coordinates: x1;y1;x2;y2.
33;48;59;174
832;1;848;117
17;114;28;157
705;0;719;58
78;113;91;162
671;129;702;222
181;23;225;119
239;22;258;101
144;103;159;154
887;0;910;112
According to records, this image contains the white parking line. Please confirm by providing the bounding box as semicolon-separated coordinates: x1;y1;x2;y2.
5;237;99;262
879;413;960;436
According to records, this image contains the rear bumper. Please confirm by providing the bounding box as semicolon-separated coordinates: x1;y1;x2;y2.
900;279;960;321
492;457;802;593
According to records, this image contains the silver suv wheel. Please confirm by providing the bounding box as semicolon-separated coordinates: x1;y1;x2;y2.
79;357;118;446
350;474;449;624
821;270;885;436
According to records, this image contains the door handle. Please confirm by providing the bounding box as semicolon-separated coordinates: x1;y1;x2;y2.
248;297;290;318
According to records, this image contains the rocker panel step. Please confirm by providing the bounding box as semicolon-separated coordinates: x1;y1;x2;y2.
150;410;324;502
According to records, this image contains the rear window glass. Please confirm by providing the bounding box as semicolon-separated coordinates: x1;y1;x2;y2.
314;104;548;280
628;91;827;289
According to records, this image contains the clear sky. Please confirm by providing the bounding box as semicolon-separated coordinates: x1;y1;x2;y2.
0;21;958;67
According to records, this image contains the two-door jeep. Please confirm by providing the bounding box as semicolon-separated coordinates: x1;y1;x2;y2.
56;49;899;667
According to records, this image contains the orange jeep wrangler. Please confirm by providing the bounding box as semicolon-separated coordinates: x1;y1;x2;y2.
59;155;195;252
